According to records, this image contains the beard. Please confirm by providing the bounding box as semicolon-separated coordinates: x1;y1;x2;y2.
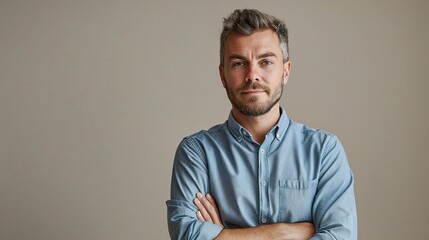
224;78;284;117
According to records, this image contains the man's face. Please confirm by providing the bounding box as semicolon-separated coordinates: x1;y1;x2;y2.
219;29;291;117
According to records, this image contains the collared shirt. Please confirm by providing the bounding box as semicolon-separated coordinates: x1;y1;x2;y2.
166;108;357;240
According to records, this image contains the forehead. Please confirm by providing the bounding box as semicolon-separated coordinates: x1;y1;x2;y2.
224;29;282;57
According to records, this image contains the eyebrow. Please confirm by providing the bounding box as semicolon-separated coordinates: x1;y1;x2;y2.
228;52;279;61
257;52;278;59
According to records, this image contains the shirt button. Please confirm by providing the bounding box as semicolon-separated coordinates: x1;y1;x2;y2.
276;133;281;139
261;218;267;223
260;180;266;187
260;149;265;153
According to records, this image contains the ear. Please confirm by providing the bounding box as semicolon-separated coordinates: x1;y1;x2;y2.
282;61;291;85
219;64;226;88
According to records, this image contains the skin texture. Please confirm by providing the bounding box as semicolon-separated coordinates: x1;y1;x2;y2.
195;193;315;240
193;29;315;239
194;193;224;228
219;29;291;144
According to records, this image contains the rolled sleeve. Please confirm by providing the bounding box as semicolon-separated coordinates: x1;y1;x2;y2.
166;137;222;240
311;136;358;240
167;199;223;240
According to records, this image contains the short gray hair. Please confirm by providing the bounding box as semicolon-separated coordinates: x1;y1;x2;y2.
220;9;289;66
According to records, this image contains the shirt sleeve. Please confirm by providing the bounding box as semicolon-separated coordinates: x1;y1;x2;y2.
310;136;358;240
166;137;223;240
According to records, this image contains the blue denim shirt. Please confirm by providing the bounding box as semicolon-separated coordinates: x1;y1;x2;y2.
166;108;357;239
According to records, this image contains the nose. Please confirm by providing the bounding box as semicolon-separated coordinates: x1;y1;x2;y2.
245;63;260;82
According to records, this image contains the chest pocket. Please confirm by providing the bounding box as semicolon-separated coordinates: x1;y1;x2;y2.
278;179;318;222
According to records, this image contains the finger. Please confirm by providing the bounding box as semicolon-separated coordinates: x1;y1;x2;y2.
194;197;213;223
196;211;205;221
198;193;215;213
206;194;219;213
198;193;222;225
206;194;224;227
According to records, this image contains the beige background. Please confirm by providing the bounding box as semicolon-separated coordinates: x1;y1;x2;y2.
1;1;428;239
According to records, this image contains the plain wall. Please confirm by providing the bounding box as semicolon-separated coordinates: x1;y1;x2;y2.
1;1;428;239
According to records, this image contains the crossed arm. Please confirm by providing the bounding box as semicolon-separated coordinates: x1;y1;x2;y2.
193;192;315;240
168;136;357;239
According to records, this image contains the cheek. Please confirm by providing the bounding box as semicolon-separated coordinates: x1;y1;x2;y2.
228;69;244;78
264;67;281;77
226;72;244;87
266;69;284;83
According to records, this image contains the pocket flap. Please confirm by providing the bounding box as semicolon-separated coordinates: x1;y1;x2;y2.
279;179;317;190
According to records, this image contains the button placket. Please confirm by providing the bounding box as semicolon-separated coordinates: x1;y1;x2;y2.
258;144;270;225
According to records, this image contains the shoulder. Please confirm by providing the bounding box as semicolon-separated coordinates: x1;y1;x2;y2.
287;119;337;142
286;119;344;157
184;121;228;142
178;121;229;150
286;119;348;168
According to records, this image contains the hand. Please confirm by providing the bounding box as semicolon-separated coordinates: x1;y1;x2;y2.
194;192;224;228
193;193;314;240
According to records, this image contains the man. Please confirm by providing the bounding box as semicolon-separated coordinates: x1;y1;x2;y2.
166;9;357;240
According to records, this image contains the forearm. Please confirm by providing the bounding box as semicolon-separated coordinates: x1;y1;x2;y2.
215;222;314;240
167;199;223;240
193;193;314;240
214;225;271;240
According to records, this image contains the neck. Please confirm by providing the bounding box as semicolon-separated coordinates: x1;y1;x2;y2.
231;105;281;144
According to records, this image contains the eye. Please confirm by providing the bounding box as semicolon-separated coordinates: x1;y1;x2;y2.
260;60;273;65
232;61;246;68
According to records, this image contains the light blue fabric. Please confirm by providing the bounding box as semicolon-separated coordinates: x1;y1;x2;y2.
166;108;357;240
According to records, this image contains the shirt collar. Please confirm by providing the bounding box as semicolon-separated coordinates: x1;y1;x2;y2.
227;107;290;142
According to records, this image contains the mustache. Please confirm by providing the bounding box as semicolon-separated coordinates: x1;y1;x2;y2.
239;82;269;92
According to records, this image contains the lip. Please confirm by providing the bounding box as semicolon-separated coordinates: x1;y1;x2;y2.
241;90;265;95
